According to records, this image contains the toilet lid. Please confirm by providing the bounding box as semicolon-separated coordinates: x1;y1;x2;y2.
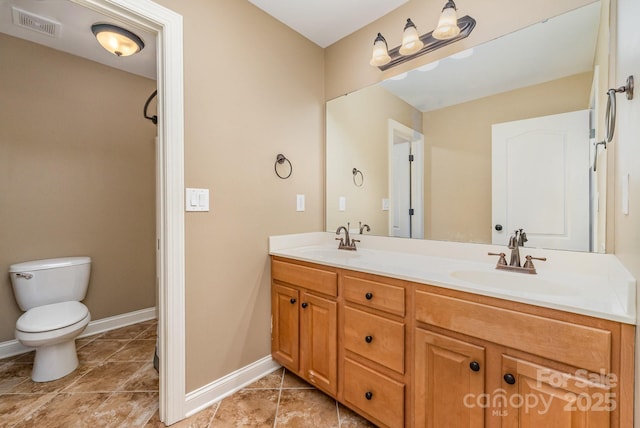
17;301;89;333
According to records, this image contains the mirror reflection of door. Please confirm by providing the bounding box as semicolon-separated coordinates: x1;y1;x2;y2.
491;110;590;251
389;120;424;239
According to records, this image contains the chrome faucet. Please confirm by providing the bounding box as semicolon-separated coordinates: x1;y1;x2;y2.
336;223;359;250
359;222;371;234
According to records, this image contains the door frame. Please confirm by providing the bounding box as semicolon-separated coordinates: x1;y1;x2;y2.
72;0;185;424
388;119;425;239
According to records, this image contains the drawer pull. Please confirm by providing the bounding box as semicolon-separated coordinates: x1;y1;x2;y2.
301;302;308;309
503;373;516;385
365;292;373;300
365;335;373;343
365;391;373;400
469;361;480;372
290;298;296;304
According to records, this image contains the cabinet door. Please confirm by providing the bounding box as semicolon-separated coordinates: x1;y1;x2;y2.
300;292;337;395
415;329;485;428
501;355;611;428
271;284;299;371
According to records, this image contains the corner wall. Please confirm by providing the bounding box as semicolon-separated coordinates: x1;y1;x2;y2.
152;0;325;393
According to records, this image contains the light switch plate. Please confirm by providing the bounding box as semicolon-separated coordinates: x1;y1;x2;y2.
339;196;346;211
296;194;305;212
186;188;209;212
382;198;390;211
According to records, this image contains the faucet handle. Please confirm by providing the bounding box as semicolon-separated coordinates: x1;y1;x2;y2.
351;238;360;249
488;252;507;266
523;255;546;269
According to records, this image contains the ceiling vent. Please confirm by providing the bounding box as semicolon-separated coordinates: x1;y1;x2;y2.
11;7;62;38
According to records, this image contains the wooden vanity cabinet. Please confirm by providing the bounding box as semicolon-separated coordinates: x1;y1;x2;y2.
271;258;338;395
500;355;611;428
414;329;485;428
340;272;408;428
271;255;634;428
413;285;634;428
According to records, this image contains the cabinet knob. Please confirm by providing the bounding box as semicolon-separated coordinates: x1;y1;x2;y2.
301;302;308;309
365;335;373;343
503;373;516;385
365;391;373;400
495;224;503;231
469;361;480;372
365;292;373;300
290;298;296;304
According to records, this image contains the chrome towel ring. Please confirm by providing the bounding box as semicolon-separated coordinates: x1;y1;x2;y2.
275;154;292;179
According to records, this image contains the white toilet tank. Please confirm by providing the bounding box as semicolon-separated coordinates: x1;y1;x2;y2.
9;257;91;311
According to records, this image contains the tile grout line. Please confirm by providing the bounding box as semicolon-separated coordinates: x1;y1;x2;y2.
272;367;286;428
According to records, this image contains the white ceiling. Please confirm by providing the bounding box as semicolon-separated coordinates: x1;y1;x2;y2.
379;2;601;112
0;0;157;79
248;0;408;48
0;0;406;79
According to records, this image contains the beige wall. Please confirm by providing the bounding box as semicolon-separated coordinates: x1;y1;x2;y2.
423;72;593;243
152;0;325;392
326;86;420;235
612;0;640;425
324;0;595;100
0;34;157;341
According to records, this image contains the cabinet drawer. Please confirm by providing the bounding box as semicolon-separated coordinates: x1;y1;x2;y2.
343;275;405;317
343;358;404;428
272;259;337;297
344;306;404;373
415;290;611;373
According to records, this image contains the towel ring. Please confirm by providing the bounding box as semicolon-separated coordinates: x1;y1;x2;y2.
593;75;634;172
352;168;364;187
275;154;292;179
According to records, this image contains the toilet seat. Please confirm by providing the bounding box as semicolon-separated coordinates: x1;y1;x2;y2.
17;301;89;333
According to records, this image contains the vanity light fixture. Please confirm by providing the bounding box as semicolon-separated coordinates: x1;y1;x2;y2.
369;0;476;71
91;23;144;57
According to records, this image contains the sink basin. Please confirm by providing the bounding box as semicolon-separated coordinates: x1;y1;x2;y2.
295;247;360;259
450;269;579;296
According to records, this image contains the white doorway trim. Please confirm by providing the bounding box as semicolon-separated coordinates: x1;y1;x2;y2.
388;119;425;239
71;0;185;424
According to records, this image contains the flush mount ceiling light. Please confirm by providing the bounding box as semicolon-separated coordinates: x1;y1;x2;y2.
91;23;144;57
369;0;475;71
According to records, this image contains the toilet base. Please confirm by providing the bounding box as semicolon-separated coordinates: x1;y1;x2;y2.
32;339;79;382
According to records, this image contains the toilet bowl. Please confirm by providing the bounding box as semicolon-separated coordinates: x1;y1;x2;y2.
15;301;91;382
10;257;91;382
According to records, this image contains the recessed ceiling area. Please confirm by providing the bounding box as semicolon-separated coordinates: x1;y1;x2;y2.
248;0;409;47
0;0;157;79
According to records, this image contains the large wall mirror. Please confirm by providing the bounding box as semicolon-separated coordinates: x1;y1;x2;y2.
326;0;610;253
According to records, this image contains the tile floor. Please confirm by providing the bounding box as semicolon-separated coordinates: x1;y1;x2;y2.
0;320;376;427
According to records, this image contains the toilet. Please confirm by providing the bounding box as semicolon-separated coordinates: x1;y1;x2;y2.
9;257;91;382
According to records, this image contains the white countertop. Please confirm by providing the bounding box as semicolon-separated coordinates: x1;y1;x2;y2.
269;232;636;324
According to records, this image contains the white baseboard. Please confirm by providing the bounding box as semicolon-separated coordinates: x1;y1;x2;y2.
185;355;281;417
0;307;157;360
79;307;157;338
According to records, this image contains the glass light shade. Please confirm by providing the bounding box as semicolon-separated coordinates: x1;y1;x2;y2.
92;24;144;57
399;19;424;56
369;33;391;66
433;1;461;40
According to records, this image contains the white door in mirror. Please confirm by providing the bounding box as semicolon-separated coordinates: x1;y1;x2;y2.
492;110;589;251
